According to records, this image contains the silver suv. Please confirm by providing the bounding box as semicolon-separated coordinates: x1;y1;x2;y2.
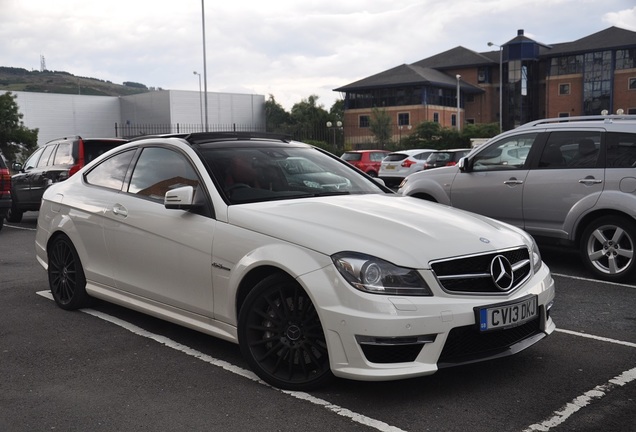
398;115;636;282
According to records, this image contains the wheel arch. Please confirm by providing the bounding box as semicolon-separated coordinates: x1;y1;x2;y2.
573;209;635;245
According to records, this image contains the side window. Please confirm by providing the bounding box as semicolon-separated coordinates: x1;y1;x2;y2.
539;131;601;169
128;147;199;202
37;145;56;168
23;147;45;170
52;142;74;165
472;133;538;171
85;150;136;190
606;132;636;168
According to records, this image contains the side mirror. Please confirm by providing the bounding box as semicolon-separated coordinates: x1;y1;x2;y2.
12;162;23;172
165;185;195;210
457;157;468;172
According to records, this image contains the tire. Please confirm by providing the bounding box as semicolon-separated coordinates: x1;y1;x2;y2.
6;200;23;223
48;235;92;310
580;216;636;282
238;273;332;390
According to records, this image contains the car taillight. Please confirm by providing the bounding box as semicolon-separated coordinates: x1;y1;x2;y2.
0;167;11;195
446;162;457;166
401;159;416;168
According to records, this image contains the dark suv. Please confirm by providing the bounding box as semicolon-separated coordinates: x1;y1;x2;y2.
0;152;11;231
8;136;127;222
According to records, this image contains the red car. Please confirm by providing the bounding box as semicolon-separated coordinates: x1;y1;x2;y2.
341;150;389;177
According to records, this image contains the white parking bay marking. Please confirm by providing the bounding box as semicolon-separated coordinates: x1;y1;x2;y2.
523;327;636;432
36;291;406;432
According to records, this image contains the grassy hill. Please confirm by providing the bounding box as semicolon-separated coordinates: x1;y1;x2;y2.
0;66;152;97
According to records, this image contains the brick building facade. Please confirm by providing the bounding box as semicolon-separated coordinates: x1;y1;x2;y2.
334;27;636;148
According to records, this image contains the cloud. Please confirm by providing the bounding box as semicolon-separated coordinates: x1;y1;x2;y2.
1;0;635;111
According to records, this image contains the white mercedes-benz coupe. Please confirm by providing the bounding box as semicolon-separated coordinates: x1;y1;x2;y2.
35;132;555;390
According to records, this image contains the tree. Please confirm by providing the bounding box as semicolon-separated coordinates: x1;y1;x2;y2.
0;92;39;162
265;94;292;133
369;107;391;149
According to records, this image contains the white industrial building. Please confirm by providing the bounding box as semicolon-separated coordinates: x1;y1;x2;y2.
8;90;266;147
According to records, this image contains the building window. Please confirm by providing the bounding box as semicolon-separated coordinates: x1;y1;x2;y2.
550;55;584;75
616;49;636;70
629;78;636;90
451;114;457;127
559;83;571;95
478;67;489;83
629;108;636;114
583;51;612;115
558;112;570;118
397;113;410;126
433;112;439;123
359;115;370;128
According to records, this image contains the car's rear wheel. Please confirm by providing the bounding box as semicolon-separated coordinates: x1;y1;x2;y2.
238;273;332;390
48;235;92;310
6;200;23;223
580;216;636;282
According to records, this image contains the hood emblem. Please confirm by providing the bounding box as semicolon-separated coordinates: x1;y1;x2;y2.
490;255;514;291
480;237;490;244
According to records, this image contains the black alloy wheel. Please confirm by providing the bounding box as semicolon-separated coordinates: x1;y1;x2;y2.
580;215;636;282
48;235;91;310
238;273;332;390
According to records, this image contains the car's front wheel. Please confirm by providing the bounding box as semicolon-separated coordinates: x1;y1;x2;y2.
238;273;332;390
580;216;636;282
48;235;92;310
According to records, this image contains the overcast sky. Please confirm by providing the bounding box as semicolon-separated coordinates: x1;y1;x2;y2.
1;0;635;111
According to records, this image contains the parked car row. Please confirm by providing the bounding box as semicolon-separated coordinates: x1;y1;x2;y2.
340;148;471;186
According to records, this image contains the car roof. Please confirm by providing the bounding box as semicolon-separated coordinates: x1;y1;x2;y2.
344;149;389;154
128;131;314;150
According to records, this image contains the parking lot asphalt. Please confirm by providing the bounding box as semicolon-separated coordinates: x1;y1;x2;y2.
1;214;635;432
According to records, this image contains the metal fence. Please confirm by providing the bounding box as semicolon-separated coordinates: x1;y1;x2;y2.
114;123;418;151
114;123;266;139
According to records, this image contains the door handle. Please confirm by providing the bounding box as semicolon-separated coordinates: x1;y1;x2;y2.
503;178;524;185
578;177;602;185
112;204;128;217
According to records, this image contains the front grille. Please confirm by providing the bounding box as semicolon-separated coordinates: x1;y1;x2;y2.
437;318;541;366
430;247;531;294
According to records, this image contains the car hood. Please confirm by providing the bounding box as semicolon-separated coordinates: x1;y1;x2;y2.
227;194;529;268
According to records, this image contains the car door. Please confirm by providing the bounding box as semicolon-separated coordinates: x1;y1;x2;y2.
449;132;541;228
523;130;604;237
12;146;45;204
101;146;217;317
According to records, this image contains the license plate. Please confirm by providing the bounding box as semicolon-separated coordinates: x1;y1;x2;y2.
385;165;396;170
477;295;538;332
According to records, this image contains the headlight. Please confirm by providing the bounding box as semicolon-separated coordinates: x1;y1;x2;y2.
530;238;542;273
332;252;432;296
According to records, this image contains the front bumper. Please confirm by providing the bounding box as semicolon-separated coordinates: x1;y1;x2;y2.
299;262;555;381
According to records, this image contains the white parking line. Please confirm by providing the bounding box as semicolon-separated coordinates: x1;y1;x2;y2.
523;366;636;432
4;223;37;231
551;272;636;290
523;327;636;431
36;291;406;432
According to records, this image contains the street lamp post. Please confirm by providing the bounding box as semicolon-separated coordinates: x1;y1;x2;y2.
488;41;503;132
326;121;343;148
456;74;461;132
193;71;203;132
200;0;209;132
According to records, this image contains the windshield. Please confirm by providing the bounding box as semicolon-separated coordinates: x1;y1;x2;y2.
199;146;389;204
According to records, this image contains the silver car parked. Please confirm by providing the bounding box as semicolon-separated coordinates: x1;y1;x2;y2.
398;114;636;282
